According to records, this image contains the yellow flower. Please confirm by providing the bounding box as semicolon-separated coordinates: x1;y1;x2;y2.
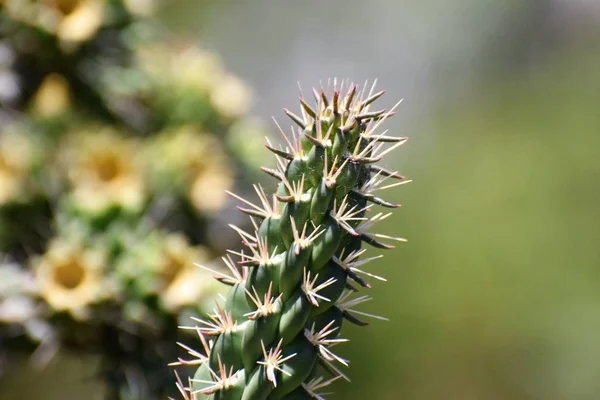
186;143;235;213
177;47;225;93
135;42;254;121
56;0;103;43
49;0;83;15
0;128;36;206
189;164;234;212
210;74;252;119
158;234;217;311
4;0;104;44
32;73;71;117
137;44;225;94
123;0;156;16
35;240;107;319
60;129;145;213
151;126;234;212
154;126;212;174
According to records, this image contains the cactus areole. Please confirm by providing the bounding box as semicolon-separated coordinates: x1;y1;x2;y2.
176;80;409;399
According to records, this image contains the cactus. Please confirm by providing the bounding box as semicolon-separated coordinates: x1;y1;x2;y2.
177;80;409;399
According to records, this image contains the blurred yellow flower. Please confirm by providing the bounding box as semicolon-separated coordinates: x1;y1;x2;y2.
4;0;104;44
158;234;216;311
137;44;225;94
189;164;234;212
136;42;253;121
60;129;145;213
35;240;107;319
32;73;71;117
177;47;225;93
52;0;104;43
0;129;36;206
123;0;155;16
151;125;234;212
210;74;252;119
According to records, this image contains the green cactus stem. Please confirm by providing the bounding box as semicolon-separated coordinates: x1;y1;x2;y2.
175;80;409;399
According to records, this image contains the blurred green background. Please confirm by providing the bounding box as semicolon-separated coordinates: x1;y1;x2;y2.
3;0;600;399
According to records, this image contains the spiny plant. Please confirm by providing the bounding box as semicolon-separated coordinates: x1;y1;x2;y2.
174;80;410;399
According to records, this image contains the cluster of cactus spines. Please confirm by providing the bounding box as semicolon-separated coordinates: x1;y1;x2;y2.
175;80;409;399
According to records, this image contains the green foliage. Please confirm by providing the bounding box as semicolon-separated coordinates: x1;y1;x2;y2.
178;82;409;399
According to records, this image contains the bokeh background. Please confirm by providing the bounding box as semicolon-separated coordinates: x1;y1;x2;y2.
2;0;600;399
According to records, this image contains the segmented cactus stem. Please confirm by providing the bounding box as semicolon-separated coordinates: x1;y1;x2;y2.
175;80;409;399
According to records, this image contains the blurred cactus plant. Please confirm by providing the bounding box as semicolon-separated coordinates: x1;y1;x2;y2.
174;81;409;399
0;0;265;399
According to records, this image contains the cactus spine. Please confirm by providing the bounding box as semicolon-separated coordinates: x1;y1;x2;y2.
180;81;408;399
